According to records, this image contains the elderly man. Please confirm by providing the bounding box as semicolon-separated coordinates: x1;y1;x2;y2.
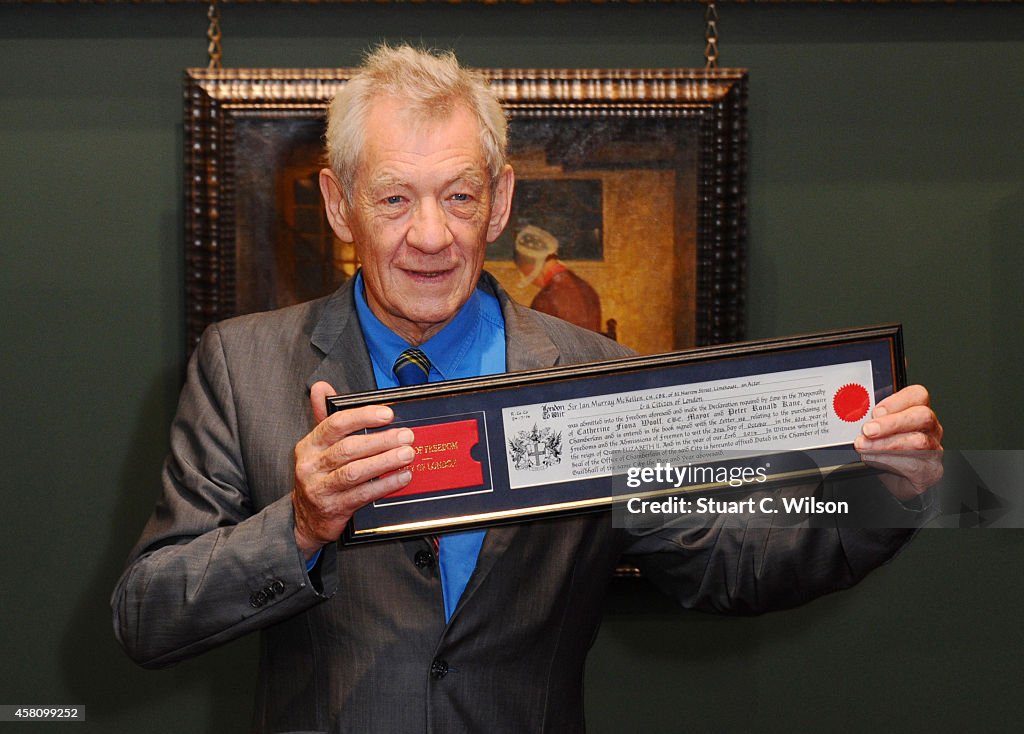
113;45;943;733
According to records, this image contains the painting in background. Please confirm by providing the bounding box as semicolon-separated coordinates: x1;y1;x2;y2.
184;67;747;356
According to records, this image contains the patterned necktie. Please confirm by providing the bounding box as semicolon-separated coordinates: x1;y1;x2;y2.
392;350;438;554
393;347;431;386
391;347;483;621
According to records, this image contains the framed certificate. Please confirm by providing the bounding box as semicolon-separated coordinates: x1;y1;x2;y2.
329;324;905;543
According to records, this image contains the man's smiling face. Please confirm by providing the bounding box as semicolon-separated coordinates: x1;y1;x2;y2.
321;95;513;345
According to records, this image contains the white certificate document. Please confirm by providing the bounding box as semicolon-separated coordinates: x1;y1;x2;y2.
502;360;875;490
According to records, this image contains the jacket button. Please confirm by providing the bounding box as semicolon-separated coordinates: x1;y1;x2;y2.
249;593;263;609
271;580;285;595
414;550;435;569
430;658;449;680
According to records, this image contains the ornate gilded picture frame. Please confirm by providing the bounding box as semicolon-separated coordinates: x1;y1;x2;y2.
184;67;748;356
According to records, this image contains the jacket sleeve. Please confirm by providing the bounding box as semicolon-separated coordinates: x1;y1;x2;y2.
111;324;339;668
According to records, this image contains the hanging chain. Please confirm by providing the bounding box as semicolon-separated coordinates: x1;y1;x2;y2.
207;0;223;70
704;1;720;70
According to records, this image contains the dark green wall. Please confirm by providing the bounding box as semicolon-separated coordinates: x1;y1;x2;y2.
1;4;1021;732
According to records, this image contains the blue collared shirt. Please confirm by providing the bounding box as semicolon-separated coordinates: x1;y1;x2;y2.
354;273;506;385
354;272;505;620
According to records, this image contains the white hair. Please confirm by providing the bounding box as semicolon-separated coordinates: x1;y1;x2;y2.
325;44;508;198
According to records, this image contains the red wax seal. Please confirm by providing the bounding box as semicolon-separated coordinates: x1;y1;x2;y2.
833;383;871;423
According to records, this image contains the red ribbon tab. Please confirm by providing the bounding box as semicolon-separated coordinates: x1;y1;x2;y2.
386;419;484;498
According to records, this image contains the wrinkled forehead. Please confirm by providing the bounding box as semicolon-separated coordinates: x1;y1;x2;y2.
355;97;489;178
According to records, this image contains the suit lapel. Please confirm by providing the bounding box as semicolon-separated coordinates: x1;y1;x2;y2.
306;279;377;395
484;272;561;372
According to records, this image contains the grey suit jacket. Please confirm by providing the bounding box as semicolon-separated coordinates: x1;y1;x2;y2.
113;273;911;733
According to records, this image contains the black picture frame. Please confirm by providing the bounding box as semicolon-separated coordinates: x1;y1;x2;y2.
327;324;905;543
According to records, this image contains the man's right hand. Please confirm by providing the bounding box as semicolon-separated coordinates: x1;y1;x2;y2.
292;380;416;559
